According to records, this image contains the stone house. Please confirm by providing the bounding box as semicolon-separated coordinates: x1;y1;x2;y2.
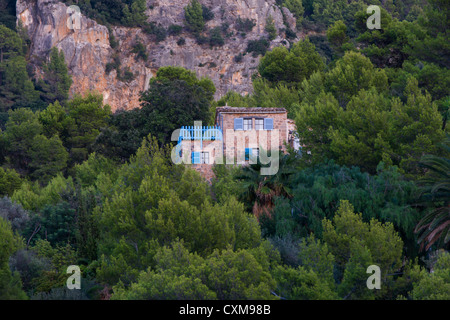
175;106;299;181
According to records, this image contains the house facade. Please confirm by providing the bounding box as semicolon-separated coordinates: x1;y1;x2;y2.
176;106;298;181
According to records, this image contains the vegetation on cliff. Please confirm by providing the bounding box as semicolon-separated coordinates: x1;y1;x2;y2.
0;0;448;301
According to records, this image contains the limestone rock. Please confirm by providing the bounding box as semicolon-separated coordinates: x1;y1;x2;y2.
17;0;299;112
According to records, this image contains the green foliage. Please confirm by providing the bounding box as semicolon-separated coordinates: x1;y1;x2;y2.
143;22;167;43
0;56;40;110
296;53;445;175
323;200;404;299
252;79;300;117
119;66;135;82
177;37;186;46
235;17;256;32
217;90;255;108
92;137;266;288
2;108;44;175
323;51;389;107
281;0;304;24
184;0;205;34
23;202;76;247
246;38;270;57
28;239;77;293
209;27;224;47
404;0;450;69
0;196;29;232
29;134;68;183
3;0;449;300
0;167;22;197
168;24;183;36
272;264;337;299
414;136;450;250
265;15;277;41
0;1;16;31
120;0;147;27
0;216;27;299
36;47;72;104
94;66;215;150
326;20;348;47
139;79;211;145
311;0;364;32
258;38;324;87
38;101;66;138
408;251;450;299
12;174;75;212
0;24;23;62
211;164;242;203
201;5;214;21
262;160;421;255
64;92;112;166
0;25;40;114
111;240;277;300
131;41;148;61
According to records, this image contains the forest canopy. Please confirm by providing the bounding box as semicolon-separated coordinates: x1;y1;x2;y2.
0;0;448;301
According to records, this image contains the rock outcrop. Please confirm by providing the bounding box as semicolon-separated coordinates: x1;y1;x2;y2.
17;0;298;111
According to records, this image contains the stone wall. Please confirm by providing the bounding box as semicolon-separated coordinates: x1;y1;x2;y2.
219;110;288;161
179;108;291;181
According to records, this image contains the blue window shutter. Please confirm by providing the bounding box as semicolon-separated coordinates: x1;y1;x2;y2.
245;148;251;161
264;118;274;130
191;152;200;164
234;118;243;130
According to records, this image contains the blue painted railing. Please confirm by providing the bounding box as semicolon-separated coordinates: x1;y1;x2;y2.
178;125;223;146
176;126;223;159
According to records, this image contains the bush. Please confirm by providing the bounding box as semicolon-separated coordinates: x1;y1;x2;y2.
234;53;243;63
168;24;183;36
236;17;255;32
184;0;205;34
143;22;167;42
121;67;135;82
265;15;277;40
202;5;214;21
105;54;121;74
284;27;296;39
0;167;22;197
246;38;270;57
0;196;29;232
131;41;148;61
107;26;118;48
177;37;186;46
195;34;209;45
209;27;224;47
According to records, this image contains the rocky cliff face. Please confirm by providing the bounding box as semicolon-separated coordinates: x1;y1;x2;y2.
17;0;298;111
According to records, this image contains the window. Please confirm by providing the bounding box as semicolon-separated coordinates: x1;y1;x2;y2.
264;118;274;130
192;152;209;164
200;152;209;164
255;118;264;130
243;118;252;130
245;148;258;161
234;118;243;130
191;152;200;164
245;148;251;161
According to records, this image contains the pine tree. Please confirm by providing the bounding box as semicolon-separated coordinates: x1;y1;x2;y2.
184;0;205;34
37;47;72;104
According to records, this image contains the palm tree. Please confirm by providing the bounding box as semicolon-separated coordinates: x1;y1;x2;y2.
415;136;450;251
235;151;297;219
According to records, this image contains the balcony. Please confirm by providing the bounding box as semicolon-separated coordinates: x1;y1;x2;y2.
178;125;223;148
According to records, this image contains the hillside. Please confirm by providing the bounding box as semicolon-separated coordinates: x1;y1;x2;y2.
17;0;299;111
